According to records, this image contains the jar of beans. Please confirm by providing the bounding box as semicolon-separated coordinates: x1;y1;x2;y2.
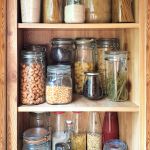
20;47;46;105
46;65;72;104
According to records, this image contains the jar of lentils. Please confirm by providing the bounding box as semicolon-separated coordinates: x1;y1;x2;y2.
20;47;46;105
46;65;72;104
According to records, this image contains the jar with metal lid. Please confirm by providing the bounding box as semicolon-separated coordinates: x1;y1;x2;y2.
75;38;95;94
23;128;51;150
97;38;120;95
20;47;46;105
50;38;74;65
46;65;72;104
105;51;128;101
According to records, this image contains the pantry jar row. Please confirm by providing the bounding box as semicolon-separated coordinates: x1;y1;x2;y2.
22;112;128;150
20;0;134;23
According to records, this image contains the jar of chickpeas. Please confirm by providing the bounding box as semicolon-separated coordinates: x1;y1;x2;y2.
74;38;95;94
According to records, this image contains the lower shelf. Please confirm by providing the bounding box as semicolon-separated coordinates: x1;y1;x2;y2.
18;95;139;112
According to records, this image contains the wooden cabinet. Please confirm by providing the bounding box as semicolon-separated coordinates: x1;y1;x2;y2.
6;0;147;149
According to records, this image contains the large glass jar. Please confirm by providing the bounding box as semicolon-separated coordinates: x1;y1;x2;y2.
64;0;85;23
50;38;74;65
43;0;63;23
85;0;111;23
105;51;128;101
46;65;72;104
75;39;95;94
23;128;51;150
20;47;46;105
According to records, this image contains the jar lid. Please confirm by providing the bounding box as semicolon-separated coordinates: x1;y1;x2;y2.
23;45;46;51
85;72;99;76
76;38;94;45
51;38;74;45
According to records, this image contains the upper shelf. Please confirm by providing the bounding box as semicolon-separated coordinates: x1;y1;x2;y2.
18;23;140;29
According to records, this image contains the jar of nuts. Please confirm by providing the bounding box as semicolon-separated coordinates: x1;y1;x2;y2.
75;38;95;94
20;48;46;105
46;65;72;104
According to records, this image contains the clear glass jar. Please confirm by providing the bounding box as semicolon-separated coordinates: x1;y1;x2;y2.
20;47;46;105
97;38;120;95
23;128;51;150
46;65;72;104
87;112;102;150
50;38;74;65
64;0;85;23
105;51;128;101
75;39;95;94
43;0;63;23
85;0;111;23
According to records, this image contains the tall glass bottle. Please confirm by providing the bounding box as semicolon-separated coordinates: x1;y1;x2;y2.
87;112;102;150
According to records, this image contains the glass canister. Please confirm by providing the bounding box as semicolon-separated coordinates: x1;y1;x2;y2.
75;38;95;94
43;0;64;23
46;65;72;104
64;0;85;23
105;51;128;101
87;112;102;150
23;128;51;150
20;47;46;105
97;38;120;95
85;0;111;23
50;38;74;65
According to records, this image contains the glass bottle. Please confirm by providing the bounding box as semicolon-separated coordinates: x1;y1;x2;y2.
102;112;119;145
71;112;86;150
87;112;102;150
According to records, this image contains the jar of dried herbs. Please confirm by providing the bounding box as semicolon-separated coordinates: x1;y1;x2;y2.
105;51;128;102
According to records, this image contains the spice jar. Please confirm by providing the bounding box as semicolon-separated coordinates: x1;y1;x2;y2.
87;112;102;150
112;0;134;23
105;51;128;101
43;0;63;23
20;47;46;105
46;65;72;104
97;38;120;95
23;128;51;150
75;38;95;94
65;0;85;23
50;38;74;65
85;0;111;23
20;0;41;23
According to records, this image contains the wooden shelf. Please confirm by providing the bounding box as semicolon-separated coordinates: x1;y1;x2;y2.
18;95;139;112
18;23;140;29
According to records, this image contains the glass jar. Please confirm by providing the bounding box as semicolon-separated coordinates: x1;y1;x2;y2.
64;0;85;23
112;0;134;23
105;51;128;101
75;38;95;94
97;38;120;95
87;112;102;150
71;112;86;150
50;38;74;65
43;0;63;23
20;47;46;105
23;128;51;150
46;65;72;104
85;0;111;23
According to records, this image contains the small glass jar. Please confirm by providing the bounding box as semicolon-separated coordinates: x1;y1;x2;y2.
43;0;63;23
105;51;128;101
20;47;46;105
65;0;85;23
46;65;72;104
50;38;74;65
75;38;95;94
23;128;51;150
85;0;111;23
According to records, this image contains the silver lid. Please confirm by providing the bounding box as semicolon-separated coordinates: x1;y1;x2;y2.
85;72;99;76
76;38;94;45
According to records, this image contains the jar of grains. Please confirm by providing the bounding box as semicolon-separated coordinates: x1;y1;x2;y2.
64;0;85;23
20;48;46;105
75;38;95;94
97;38;120;95
43;0;64;23
85;0;111;23
46;65;72;104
